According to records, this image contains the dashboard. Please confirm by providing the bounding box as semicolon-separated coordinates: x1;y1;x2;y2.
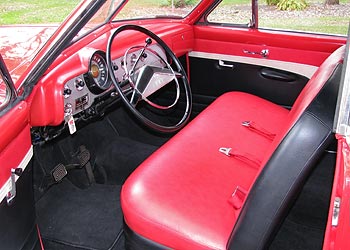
62;44;167;120
28;23;194;130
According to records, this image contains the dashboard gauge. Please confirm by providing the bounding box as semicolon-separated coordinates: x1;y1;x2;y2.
89;51;110;91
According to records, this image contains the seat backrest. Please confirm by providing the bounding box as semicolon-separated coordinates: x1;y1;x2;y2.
228;45;345;250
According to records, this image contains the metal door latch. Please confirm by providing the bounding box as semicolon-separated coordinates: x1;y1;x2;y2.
331;197;341;226
6;168;23;206
243;49;269;58
218;60;234;69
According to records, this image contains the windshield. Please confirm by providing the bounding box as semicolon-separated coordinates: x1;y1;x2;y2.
1;0;201;85
77;0;124;37
77;0;201;38
113;0;201;20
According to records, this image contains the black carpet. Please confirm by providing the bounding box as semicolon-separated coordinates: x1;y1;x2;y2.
33;103;176;250
269;152;335;250
269;218;325;250
106;107;172;147
95;136;157;185
36;180;123;250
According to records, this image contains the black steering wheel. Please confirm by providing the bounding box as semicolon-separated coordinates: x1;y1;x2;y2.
106;25;192;133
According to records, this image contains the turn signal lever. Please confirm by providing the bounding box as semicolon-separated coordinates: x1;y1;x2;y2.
129;37;153;76
145;37;152;45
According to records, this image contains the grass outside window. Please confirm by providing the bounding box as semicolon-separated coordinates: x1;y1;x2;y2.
0;0;348;35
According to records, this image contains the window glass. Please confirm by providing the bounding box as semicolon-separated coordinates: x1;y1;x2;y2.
259;0;348;35
207;0;252;25
114;0;202;21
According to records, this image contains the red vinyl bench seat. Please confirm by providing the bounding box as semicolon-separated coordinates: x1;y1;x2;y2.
122;92;289;249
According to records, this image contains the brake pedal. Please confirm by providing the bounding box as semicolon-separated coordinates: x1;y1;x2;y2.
77;146;90;167
76;146;95;184
51;163;68;182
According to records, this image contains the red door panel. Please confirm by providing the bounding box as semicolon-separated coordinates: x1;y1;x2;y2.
0;100;38;249
193;26;346;67
0;101;31;197
188;25;347;115
323;137;350;250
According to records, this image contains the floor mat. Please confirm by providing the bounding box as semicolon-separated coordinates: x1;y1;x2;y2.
36;180;123;250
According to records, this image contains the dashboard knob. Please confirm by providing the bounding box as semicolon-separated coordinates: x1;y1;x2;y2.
64;103;73;116
75;78;85;91
63;88;72;98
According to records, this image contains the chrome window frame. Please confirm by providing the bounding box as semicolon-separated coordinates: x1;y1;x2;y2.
334;25;350;136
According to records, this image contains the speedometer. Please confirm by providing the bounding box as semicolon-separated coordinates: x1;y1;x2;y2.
89;51;110;90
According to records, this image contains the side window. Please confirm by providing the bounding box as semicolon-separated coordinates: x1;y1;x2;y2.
206;0;253;26
206;0;347;36
259;0;348;35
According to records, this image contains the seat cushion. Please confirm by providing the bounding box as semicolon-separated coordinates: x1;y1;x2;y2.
121;92;289;249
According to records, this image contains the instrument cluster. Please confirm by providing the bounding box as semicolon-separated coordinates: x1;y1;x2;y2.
62;45;167;119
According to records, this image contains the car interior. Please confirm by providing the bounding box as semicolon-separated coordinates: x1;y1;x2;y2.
30;25;346;249
1;1;347;249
